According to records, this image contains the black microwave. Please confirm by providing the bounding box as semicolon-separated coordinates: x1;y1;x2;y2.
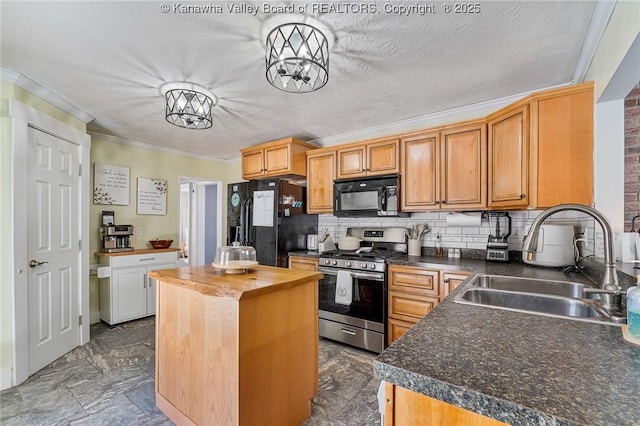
333;175;407;217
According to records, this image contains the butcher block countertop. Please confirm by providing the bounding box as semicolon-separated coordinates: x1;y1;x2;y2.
95;248;180;257
149;264;323;300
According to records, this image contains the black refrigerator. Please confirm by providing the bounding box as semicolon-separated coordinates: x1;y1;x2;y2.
227;179;318;267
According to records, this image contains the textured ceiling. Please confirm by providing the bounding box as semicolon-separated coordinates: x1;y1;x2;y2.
1;1;597;160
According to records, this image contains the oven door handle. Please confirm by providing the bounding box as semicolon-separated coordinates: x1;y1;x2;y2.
318;267;338;275
318;267;383;281
351;272;384;281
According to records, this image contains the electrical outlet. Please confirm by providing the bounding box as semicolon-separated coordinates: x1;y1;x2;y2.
135;226;142;236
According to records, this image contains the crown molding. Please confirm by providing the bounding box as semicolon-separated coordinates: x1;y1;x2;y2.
1;68;95;123
571;0;617;84
309;83;569;147
88;131;234;163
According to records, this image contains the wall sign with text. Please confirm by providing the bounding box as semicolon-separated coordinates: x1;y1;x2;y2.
137;177;167;215
93;163;130;205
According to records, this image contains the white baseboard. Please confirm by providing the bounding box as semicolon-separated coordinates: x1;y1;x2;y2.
0;367;13;390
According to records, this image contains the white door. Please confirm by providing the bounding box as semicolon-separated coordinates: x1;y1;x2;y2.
28;127;80;373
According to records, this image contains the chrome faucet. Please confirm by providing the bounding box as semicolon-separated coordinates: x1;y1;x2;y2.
522;204;620;292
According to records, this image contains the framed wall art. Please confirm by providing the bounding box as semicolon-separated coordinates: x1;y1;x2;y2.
93;163;130;205
137;177;167;215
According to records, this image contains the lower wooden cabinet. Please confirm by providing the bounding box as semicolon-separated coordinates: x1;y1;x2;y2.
387;265;470;345
384;383;507;426
289;256;319;271
441;271;472;297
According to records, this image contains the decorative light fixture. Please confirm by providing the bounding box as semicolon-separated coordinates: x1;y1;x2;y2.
161;82;217;129
265;22;329;93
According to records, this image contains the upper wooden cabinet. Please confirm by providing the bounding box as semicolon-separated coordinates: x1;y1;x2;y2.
487;104;529;209
401;132;439;211
487;82;594;210
401;122;486;211
240;137;316;179
336;138;400;179
306;148;336;214
529;84;593;208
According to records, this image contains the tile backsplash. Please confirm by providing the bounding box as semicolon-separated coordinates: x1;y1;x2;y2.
318;210;602;259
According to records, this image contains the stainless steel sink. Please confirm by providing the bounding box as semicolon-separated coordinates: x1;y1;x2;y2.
459;288;601;318
453;274;624;325
471;274;586;298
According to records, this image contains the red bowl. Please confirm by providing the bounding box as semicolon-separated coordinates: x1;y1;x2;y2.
150;239;173;249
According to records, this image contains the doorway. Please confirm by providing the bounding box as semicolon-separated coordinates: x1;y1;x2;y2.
178;178;222;266
8;99;91;388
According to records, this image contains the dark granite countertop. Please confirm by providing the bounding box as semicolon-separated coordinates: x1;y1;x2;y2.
374;265;640;425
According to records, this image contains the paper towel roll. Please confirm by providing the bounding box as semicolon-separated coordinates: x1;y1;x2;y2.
445;212;482;227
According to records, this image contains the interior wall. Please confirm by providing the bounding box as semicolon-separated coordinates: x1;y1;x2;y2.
625;82;640;231
319;210;597;257
89;135;233;322
585;1;640;233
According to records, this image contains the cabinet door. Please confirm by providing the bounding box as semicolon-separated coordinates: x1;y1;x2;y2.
337;145;366;179
401;133;439;211
388;291;439;323
533;88;593;207
289;256;318;271
440;123;487;210
242;148;264;179
367;138;400;176
307;151;336;213
388;265;440;296
387;317;414;345
488;105;529;209
147;263;176;315
264;144;290;176
112;266;147;323
441;271;471;298
384;383;508;426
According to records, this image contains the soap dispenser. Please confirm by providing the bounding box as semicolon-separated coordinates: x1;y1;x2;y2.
628;276;640;339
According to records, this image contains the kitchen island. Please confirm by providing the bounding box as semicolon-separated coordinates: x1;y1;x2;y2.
374;265;640;426
149;265;323;426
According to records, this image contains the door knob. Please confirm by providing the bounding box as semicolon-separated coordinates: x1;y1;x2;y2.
29;259;49;268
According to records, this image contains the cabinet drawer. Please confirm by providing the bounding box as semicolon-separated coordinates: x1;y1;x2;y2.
387;317;415;345
388;265;440;296
388;291;438;323
110;252;177;268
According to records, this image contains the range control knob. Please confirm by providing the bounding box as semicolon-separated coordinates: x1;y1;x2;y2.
345;262;352;267
331;260;338;265
369;263;376;269
360;263;367;268
324;259;331;265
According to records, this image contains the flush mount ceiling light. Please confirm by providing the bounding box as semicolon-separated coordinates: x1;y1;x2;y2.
161;82;217;129
265;22;329;93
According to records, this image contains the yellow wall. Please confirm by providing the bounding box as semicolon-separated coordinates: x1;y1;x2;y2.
89;135;235;321
0;81;87;386
585;1;640;100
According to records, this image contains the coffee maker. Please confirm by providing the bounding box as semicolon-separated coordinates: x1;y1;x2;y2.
100;210;134;253
486;212;511;262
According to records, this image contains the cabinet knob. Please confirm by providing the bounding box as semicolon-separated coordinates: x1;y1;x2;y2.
441;200;447;204
435;201;440;205
444;278;450;283
520;194;525;199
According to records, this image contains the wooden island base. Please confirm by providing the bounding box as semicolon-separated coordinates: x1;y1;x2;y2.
150;265;322;426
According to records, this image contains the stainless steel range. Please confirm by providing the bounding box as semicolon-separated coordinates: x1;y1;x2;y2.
317;227;406;353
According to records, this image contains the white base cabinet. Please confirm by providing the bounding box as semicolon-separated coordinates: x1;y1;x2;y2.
98;251;177;325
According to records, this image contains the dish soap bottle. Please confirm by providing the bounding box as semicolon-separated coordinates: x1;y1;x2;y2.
628;275;640;338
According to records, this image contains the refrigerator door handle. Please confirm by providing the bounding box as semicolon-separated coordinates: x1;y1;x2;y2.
246;198;253;246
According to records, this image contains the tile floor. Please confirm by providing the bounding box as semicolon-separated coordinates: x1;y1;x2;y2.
0;317;381;426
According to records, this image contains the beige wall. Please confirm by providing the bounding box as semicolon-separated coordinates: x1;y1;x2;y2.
0;81;87;387
585;1;640;101
89;135;235;322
